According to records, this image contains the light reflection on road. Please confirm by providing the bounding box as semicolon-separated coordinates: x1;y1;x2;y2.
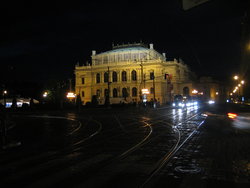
232;113;250;131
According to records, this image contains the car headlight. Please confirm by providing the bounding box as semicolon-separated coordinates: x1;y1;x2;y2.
208;100;215;104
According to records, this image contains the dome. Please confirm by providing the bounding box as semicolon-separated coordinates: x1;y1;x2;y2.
98;46;149;55
92;43;165;64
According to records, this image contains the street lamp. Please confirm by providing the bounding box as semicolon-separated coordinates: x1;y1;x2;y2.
66;92;76;99
191;89;198;94
43;91;48;98
233;75;239;80
141;88;149;103
3;90;7;108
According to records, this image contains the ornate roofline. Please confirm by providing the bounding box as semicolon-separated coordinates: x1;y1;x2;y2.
112;42;148;50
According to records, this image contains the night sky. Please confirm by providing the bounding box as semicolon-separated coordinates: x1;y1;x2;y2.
1;0;249;88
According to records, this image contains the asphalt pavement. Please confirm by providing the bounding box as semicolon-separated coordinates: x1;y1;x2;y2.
0;103;249;187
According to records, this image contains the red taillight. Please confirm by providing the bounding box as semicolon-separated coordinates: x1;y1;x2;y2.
228;113;237;119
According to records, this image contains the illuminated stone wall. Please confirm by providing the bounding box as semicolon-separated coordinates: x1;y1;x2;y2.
75;43;195;105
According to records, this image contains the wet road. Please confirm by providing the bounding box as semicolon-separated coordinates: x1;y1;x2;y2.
0;104;249;187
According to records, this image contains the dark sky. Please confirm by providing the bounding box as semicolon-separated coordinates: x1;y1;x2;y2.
0;0;249;85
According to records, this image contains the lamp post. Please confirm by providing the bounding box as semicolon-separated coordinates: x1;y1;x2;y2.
231;74;246;103
3;90;7;108
153;74;156;103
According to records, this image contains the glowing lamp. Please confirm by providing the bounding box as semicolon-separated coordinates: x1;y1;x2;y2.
142;89;149;94
233;75;238;80
192;89;198;94
67;92;76;98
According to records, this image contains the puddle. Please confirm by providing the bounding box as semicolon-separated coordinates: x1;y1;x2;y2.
175;165;202;174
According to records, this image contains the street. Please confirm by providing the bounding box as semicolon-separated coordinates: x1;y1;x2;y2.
0;104;249;188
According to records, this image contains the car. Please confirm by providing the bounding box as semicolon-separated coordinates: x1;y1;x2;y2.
172;95;185;108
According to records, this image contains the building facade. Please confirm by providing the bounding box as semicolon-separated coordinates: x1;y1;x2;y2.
75;43;196;105
197;76;225;102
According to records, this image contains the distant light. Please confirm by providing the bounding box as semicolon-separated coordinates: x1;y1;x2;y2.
3;90;7;94
67;92;76;98
172;103;176;107
208;100;215;104
226;99;229;103
241;80;245;84
216;92;219;95
238;84;241;87
142;89;149;94
242;97;245;102
230;93;233;96
43;91;48;98
233;75;239;80
228;113;237;119
192;89;198;94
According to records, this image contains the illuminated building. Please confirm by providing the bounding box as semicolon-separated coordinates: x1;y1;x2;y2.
75;43;197;105
197;76;223;101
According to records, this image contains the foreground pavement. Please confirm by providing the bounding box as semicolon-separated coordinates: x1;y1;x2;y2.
0;104;249;187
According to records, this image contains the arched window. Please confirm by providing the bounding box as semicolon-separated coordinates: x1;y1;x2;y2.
96;73;100;83
131;70;137;81
122;88;128;98
96;89;100;97
132;87;137;97
150;72;154;80
113;88;118;98
112;71;117;82
104;89;109;97
122;71;127;81
183;87;189;96
81;77;85;84
104;72;109;83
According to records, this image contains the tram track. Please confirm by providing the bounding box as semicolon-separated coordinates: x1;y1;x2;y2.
0;106;206;187
140;114;206;187
0;108;180;187
58;108;205;187
74;109;206;187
